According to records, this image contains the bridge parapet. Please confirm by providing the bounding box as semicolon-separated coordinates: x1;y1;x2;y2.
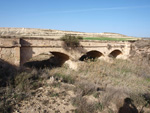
0;38;20;47
21;38;62;47
20;38;131;48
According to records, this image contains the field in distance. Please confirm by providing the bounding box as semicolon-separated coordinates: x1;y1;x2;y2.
83;37;137;41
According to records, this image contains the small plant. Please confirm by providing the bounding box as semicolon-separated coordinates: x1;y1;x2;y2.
107;44;112;50
47;91;59;97
75;80;97;96
54;73;75;84
96;102;104;111
72;94;101;113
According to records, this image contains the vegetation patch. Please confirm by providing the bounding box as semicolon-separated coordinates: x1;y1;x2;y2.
61;34;83;47
83;37;137;41
0;67;50;113
1;55;150;112
54;73;75;84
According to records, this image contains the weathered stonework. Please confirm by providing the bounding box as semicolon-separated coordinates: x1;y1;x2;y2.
0;38;20;66
0;37;133;66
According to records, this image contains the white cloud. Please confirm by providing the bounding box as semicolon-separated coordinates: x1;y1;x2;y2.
45;5;150;14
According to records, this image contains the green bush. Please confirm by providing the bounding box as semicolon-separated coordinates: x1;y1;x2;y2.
61;34;83;48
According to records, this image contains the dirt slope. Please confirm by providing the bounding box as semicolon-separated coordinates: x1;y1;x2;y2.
0;27;137;39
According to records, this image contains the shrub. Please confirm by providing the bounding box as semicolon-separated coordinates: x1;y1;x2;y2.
61;34;83;48
0;67;51;113
75;80;97;96
0;60;17;87
72;94;99;113
54;73;75;84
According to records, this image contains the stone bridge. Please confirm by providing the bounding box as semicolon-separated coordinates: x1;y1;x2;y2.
0;37;133;67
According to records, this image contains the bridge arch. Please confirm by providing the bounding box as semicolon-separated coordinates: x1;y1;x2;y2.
79;50;104;61
24;51;70;69
50;51;70;65
109;49;123;58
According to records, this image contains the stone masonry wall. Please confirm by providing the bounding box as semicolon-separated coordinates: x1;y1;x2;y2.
0;38;20;66
20;38;132;65
0;37;132;66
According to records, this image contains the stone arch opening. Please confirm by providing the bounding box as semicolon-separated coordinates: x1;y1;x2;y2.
109;50;122;58
50;52;69;66
24;52;69;69
79;50;103;61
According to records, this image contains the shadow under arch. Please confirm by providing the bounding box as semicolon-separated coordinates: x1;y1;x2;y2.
109;50;122;58
24;51;70;69
79;50;104;61
50;51;70;66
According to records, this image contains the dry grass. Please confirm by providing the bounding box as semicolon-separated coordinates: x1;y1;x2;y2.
39;58;150;112
1;57;150;112
0;67;50;113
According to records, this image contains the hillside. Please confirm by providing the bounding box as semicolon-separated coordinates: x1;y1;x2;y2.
0;27;138;40
1;58;150;113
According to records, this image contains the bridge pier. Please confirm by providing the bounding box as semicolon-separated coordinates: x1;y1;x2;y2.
0;38;21;66
14;46;20;66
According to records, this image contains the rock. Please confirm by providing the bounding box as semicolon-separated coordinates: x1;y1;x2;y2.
47;76;55;84
83;95;98;104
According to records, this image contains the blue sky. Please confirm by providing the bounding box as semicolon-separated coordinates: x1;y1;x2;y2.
0;0;150;37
